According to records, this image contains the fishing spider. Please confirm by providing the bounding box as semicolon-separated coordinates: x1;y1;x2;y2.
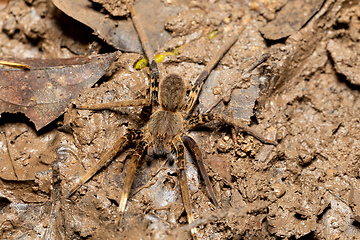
67;5;277;239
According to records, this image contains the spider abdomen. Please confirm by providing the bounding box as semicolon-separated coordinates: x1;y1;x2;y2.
147;110;183;155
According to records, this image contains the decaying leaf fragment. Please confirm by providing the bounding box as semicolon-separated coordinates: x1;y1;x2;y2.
0;52;119;130
52;0;181;53
53;0;141;53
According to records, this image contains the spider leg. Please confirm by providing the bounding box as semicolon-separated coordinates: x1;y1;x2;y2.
77;5;159;111
66;130;142;198
173;136;198;240
188;113;278;145
130;4;159;107
180;26;245;116
182;135;220;209
117;140;147;225
76;99;150;110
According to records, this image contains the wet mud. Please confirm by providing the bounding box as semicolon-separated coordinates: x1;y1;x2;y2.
1;0;360;239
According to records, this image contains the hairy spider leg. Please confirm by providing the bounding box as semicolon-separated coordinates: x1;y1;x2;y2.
66;130;142;198
180;26;245;116
188;113;278;145
117;140;147;225
182;135;220;209
173;136;198;240
130;4;159;107
76;5;159;111
76;99;150;110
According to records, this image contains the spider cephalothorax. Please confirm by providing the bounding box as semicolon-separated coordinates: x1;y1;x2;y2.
67;4;277;240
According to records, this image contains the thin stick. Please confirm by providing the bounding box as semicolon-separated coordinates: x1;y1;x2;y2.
129;4;159;106
181;26;246;115
0;60;30;69
203;27;245;76
188;113;277;145
76;99;150;110
129;5;155;64
129;159;169;198
204;53;268;114
176;203;270;234
3;126;18;180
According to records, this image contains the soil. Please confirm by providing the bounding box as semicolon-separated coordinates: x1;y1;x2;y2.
1;0;360;239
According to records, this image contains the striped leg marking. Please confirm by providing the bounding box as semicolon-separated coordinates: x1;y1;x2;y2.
76;99;150;110
67;130;142;198
130;5;159;106
181;26;245;116
117;140;147;225
188;113;278;145
173;136;198;240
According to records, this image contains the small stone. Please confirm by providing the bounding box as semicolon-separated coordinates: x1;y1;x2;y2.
272;183;286;198
212;87;222;95
217;139;228;152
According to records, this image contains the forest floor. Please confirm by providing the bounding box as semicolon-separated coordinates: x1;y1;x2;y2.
1;0;360;239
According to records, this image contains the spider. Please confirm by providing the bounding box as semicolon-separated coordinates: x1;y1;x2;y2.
67;5;277;239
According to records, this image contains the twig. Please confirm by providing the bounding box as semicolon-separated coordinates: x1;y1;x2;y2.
0;60;30;69
204;53;268;114
2;126;18;180
172;203;269;235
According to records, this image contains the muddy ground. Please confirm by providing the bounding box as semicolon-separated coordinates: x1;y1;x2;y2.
1;0;360;239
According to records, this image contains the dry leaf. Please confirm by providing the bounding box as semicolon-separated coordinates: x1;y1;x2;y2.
0;52;119;130
52;0;182;53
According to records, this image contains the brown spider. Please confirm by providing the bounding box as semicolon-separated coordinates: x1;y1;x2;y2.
67;5;277;239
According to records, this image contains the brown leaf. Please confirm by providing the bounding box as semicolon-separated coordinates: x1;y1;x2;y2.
260;0;325;40
52;0;182;53
0;52;119;130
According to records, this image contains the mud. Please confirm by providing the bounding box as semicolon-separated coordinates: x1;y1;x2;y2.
1;0;360;239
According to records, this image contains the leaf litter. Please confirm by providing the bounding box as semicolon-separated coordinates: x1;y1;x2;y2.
1;0;360;239
52;0;183;53
0;52;119;130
